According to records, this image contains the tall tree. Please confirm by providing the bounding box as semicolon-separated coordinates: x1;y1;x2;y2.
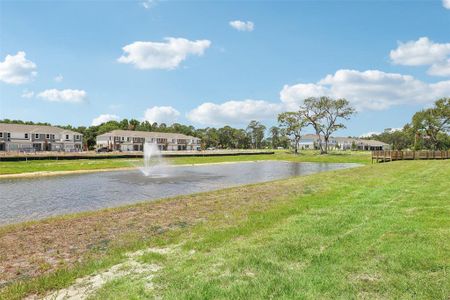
246;120;266;149
300;96;355;154
277;112;307;154
412;98;450;150
269;126;281;149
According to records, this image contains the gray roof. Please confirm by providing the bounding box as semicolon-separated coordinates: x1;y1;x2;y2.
97;130;200;140
0;123;82;135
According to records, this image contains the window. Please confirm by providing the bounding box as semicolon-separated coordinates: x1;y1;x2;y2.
35;134;39;139
121;137;124;141
7;133;11;138
66;134;69;140
75;135;80;140
46;134;50;139
25;133;29;139
52;134;55;139
0;133;3;138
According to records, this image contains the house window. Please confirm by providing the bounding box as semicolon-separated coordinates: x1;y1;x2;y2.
25;133;29;139
66;134;69;140
0;133;3;138
46;134;50;139
121;137;124;141
7;133;11;138
35;134;39;139
75;135;80;140
52;134;55;139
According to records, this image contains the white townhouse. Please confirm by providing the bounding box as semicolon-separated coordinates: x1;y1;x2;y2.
0;123;83;152
96;130;201;151
298;134;390;151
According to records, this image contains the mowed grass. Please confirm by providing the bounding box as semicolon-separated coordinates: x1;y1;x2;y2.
1;160;448;299
0;150;371;175
117;161;450;299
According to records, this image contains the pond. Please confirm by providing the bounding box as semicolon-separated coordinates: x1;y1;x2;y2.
0;161;360;225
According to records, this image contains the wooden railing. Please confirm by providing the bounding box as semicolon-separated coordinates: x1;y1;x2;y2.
372;150;450;163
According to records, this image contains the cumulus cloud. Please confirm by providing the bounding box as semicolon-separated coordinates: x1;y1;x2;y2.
118;38;211;70
21;90;35;98
92;114;120;126
141;0;156;9
280;69;450;111
390;37;450;76
229;20;254;32
37;89;87;103
444;0;450;9
187;99;281;126
54;74;64;82
0;51;37;84
144;106;180;124
428;59;450;76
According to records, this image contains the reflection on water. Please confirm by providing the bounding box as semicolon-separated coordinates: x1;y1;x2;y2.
0;161;359;225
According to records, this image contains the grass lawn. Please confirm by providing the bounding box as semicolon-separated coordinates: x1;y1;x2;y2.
0;160;448;299
0;150;371;175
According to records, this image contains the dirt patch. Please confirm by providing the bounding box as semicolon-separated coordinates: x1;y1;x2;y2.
0;177;310;288
25;247;167;300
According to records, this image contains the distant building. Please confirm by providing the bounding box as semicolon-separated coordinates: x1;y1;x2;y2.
299;134;390;151
96;130;201;151
0;123;83;152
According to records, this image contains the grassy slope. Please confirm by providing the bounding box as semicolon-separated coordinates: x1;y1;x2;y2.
1;160;448;299
0;150;370;175
153;161;450;299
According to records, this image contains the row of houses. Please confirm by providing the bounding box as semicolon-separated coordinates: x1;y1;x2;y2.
0;123;83;152
0;123;389;152
299;134;390;151
0;123;201;152
96;130;201;151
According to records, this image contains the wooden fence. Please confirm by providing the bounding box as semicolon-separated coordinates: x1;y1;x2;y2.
372;150;450;163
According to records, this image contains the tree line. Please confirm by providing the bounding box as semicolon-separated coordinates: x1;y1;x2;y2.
1;97;448;151
364;98;449;150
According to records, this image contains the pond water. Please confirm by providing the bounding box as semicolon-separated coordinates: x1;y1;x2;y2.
0;161;359;225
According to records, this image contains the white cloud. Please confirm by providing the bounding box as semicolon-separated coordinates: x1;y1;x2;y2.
141;0;156;9
187;99;281;126
118;38;211;70
229;20;254;32
144;106;180;124
54;74;64;82
92;114;120;126
390;37;450;76
0;51;37;84
428;59;450;76
21;90;34;98
443;0;450;9
280;69;450;111
37;89;87;103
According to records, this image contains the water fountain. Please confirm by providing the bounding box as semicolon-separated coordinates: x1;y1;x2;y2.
140;142;169;177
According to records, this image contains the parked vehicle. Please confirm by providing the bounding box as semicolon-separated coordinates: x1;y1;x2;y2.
96;147;112;153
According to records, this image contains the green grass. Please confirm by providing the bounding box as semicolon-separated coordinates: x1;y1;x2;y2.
0;150;371;175
1;160;448;299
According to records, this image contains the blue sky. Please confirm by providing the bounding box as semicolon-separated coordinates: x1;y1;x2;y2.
1;0;449;136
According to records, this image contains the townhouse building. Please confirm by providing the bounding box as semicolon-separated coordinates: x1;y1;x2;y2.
0;123;83;152
299;134;390;151
96;130;201;151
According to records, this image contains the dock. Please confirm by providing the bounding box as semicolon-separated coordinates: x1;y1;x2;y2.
372;150;449;163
